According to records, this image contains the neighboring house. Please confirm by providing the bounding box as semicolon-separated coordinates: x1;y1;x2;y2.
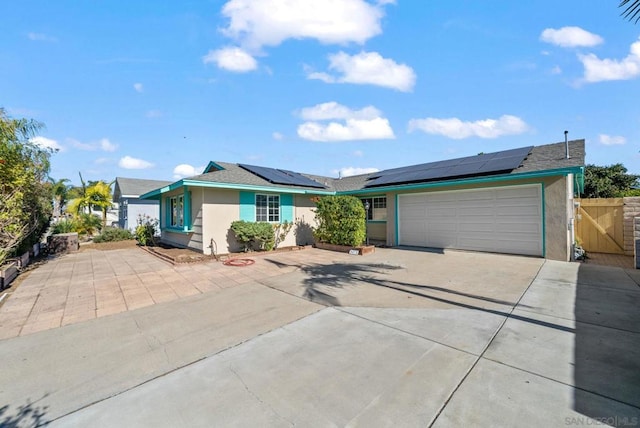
113;177;172;231
141;140;585;261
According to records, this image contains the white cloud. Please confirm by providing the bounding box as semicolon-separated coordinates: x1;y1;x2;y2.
99;138;118;152
173;164;204;179
119;156;154;169
297;102;394;142
133;83;144;93
332;166;379;177
299;101;381;121
551;65;562;75
408;115;529;139
298;118;394;142
599;134;626;145
307;51;416;92
578;37;640;83
203;47;257;72
146;110;163;118
30;136;63;152
220;0;388;50
272;132;284;140
540;26;603;48
68;137;118;152
27;32;57;42
353;150;364;157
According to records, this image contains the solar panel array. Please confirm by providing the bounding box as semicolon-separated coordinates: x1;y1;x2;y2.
239;164;326;189
365;146;533;188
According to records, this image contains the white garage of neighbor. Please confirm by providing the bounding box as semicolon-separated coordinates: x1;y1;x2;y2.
398;184;543;257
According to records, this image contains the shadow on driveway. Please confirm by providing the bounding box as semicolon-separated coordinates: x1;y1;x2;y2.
573;264;640;423
264;258;572;335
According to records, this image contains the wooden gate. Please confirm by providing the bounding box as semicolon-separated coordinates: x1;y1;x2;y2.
575;198;624;254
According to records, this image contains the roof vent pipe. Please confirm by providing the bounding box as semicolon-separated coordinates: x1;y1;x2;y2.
564;130;570;159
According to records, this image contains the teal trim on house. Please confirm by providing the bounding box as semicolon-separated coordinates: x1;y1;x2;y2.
281;194;294;222
541;183;546;258
184;189;192;231
141;180;333;199
575;168;585;195
164;197;170;229
239;191;255;221
394;194;399;247
203;162;225;174
344;167;583;196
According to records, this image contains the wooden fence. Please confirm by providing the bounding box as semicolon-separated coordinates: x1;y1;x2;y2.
575;198;625;254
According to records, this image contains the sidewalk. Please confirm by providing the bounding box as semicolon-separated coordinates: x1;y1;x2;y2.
0;247;324;340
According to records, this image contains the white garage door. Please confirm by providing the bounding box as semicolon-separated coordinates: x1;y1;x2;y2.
398;184;543;256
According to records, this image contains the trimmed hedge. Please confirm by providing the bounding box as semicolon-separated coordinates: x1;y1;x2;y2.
230;220;275;251
313;195;366;247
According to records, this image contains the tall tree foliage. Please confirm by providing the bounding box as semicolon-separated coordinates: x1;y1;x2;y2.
581;164;639;198
0;108;53;266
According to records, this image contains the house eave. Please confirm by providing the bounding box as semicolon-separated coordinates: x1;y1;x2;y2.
141;179;334;197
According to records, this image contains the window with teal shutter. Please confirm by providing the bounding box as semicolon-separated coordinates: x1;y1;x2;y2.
184;190;192;230
281;194;294;222
239;191;255;221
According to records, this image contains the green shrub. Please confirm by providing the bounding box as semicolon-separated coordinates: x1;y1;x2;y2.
93;227;134;243
76;213;102;236
51;219;77;234
135;215;158;246
230;220;275;251
313;195;366;247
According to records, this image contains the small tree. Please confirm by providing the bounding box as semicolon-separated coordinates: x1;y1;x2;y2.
581;164;639;198
135;215;158;246
313;195;366;247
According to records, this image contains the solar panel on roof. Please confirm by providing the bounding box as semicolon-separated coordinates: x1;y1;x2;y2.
239;164;326;188
365;145;532;188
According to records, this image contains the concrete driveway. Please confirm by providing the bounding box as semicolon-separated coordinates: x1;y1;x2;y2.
0;247;639;427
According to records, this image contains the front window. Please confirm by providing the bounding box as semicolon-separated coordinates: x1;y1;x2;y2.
170;195;184;227
256;194;280;222
362;197;387;221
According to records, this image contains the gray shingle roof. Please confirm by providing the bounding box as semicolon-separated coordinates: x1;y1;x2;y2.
188;162;337;192
114;177;172;199
181;140;585;193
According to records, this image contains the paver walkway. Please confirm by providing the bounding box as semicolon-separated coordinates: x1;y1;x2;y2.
0;247;332;340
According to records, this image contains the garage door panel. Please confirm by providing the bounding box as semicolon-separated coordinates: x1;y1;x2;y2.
398;185;543;257
458;223;495;232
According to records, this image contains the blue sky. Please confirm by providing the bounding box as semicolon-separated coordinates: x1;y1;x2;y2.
2;1;640;185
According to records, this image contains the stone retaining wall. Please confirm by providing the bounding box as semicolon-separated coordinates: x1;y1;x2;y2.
624;197;640;256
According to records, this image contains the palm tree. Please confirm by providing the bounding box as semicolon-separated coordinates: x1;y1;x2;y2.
620;0;640;23
65;172;114;230
49;178;71;219
85;180;113;229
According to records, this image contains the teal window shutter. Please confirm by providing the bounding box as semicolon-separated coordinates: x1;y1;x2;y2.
281;194;294;222
239;191;255;221
184;190;192;231
165;197;170;228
